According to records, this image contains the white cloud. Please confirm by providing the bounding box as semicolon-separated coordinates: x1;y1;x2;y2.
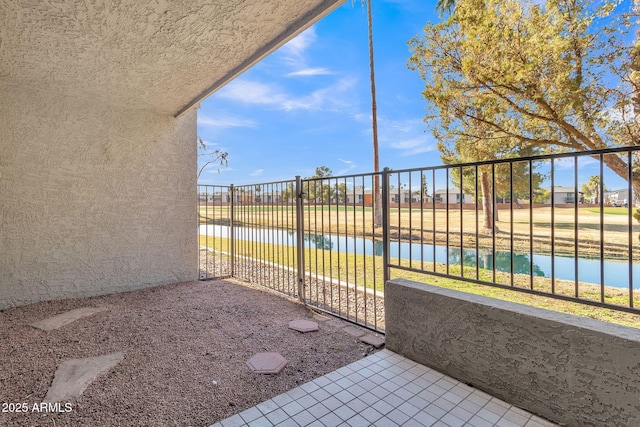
278;27;339;79
337;158;357;175
280;27;317;59
283;77;356;111
198;114;256;129
554;157;581;170
217;77;356;112
286;68;333;77
378;118;436;156
249;169;264;177
216;80;287;106
389;137;436;156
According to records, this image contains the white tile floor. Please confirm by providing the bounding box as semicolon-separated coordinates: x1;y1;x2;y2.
210;349;558;427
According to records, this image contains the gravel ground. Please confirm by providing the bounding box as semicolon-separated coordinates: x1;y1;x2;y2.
201;250;386;331
0;279;376;427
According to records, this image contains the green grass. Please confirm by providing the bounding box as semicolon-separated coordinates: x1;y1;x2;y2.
199;205;375;213
584;207;632;215
200;234;640;329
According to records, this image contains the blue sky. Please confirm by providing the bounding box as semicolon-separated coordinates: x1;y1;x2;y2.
197;0;441;186
196;0;634;192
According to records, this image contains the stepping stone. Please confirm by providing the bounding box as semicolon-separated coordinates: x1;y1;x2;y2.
45;352;124;402
342;326;367;337
360;334;385;349
30;307;108;331
289;319;319;333
246;352;288;374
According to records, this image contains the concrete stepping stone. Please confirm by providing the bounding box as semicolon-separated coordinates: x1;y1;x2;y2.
45;352;124;402
30;307;107;331
288;319;319;333
246;352;288;374
360;334;385;349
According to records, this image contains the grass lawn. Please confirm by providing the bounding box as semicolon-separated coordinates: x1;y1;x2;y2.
199;235;640;329
199;204;638;260
584;207;633;215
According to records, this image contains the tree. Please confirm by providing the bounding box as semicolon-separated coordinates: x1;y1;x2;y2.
365;0;382;227
532;188;550;204
435;0;456;17
421;174;430;199
409;0;638;201
197;137;228;179
333;182;349;203
632;0;640;131
355;0;382;227
581;175;608;204
305;166;333;202
281;182;295;203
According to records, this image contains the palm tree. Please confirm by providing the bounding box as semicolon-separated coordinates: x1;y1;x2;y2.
632;0;639;131
583;175;602;204
435;0;457;16
360;0;382;227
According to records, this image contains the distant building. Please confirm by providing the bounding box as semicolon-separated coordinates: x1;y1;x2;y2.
433;188;472;204
604;189;631;206
545;186;584;204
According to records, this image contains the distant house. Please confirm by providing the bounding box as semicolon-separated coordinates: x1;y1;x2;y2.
545;187;584;204
346;186;367;204
604;189;631;206
433;188;472;204
390;189;415;204
199;191;231;203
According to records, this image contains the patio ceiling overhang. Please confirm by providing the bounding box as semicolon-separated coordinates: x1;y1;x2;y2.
0;0;345;116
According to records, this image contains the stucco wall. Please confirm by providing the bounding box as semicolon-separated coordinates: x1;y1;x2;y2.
0;85;197;310
385;278;640;426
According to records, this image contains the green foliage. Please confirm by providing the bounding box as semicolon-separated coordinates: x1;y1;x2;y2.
532;187;550;204
333;182;349;203
305;166;333;202
421;174;430;198
581;175;608;203
409;0;638;185
310;166;333;179
435;0;457;17
280;182;295;202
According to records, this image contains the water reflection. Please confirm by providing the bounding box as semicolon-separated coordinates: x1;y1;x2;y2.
448;248;545;276
303;234;334;250
201;224;638;288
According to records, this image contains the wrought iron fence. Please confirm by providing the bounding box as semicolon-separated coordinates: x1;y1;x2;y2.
200;145;640;332
300;173;384;331
198;185;233;279
383;146;640;314
198;174;385;332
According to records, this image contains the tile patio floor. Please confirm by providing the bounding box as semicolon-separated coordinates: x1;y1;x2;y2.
210;349;557;427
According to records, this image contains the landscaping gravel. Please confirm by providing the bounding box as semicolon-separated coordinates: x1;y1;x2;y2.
0;278;373;427
200;250;385;331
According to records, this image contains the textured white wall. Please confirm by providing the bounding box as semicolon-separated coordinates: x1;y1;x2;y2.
0;85;197;310
386;278;640;426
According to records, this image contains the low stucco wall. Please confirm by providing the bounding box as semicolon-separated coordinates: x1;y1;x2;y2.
385;278;640;426
0;85;197;309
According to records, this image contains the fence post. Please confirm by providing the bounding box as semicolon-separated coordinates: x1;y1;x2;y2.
229;184;235;277
295;176;305;303
382;168;391;284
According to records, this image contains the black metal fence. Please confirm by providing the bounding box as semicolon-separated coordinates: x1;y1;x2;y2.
198;174;385;332
200;146;640;332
